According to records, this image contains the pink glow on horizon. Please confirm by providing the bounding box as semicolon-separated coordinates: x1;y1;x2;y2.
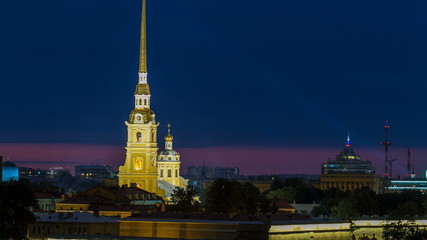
1;143;426;177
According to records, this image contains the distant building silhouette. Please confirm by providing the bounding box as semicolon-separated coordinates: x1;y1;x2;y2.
184;165;239;189
75;165;115;182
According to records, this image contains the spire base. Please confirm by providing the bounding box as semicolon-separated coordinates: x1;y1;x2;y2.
139;72;148;84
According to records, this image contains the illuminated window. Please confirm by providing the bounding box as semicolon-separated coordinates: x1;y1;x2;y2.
160;169;163;178
135;158;142;170
168;169;171;178
136;132;142;142
175;169;178;177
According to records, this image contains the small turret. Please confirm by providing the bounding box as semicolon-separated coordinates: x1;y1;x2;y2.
165;124;173;150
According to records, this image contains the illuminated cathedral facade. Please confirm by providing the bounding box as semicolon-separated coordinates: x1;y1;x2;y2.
118;0;187;197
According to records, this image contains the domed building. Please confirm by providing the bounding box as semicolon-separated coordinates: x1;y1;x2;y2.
157;124;188;197
321;136;375;175
320;136;383;193
2;161;19;181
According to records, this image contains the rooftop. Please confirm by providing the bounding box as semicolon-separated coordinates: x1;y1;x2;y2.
36;212;117;223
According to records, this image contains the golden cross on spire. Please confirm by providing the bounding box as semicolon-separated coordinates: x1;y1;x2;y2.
139;0;147;73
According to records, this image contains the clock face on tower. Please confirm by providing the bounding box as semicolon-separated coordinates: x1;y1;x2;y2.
137;116;142;121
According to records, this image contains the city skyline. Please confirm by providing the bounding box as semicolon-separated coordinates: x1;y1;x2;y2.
1;0;427;176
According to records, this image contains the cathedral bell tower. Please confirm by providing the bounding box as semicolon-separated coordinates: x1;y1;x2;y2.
118;0;163;195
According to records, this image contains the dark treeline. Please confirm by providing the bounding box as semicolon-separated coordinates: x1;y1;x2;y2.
172;177;427;220
0;179;38;240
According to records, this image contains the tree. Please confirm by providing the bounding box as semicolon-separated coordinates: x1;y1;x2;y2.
270;177;285;191
205;179;271;214
321;188;348;209
389;201;422;220
331;198;360;219
205;178;239;213
311;205;329;217
0;179;38;239
170;185;200;213
378;190;425;216
239;182;271;214
294;183;322;203
267;187;296;202
283;177;303;187
349;187;378;216
382;219;427;240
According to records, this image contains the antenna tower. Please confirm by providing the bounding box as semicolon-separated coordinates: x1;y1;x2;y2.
380;121;392;179
406;148;412;178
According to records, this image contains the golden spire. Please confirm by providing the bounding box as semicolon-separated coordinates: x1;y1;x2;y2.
139;0;147;73
165;123;173;142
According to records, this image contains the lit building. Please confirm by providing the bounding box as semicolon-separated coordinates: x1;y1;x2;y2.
56;185;164;218
2;161;19;181
33;192;63;214
320;136;383;193
29;212;119;239
118;0;190;196
75;165;114;182
321;136;375;175
19;167;46;178
46;167;69;179
157;124;188;196
386;180;427;192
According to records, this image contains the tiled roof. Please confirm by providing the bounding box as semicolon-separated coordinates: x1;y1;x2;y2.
34;192;61;199
271;198;295;209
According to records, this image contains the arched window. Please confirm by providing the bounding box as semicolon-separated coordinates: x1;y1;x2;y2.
135;158;142;170
144;99;147;105
160;169;163;178
168;169;171;178
136;132;142;142
175;169;178;177
139;99;142;105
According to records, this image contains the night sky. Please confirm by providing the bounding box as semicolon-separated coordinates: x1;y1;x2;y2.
1;0;427;176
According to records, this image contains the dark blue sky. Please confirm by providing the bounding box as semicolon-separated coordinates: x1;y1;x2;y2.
1;0;427;149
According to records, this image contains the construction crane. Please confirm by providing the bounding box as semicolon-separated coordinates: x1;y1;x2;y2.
388;157;397;179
